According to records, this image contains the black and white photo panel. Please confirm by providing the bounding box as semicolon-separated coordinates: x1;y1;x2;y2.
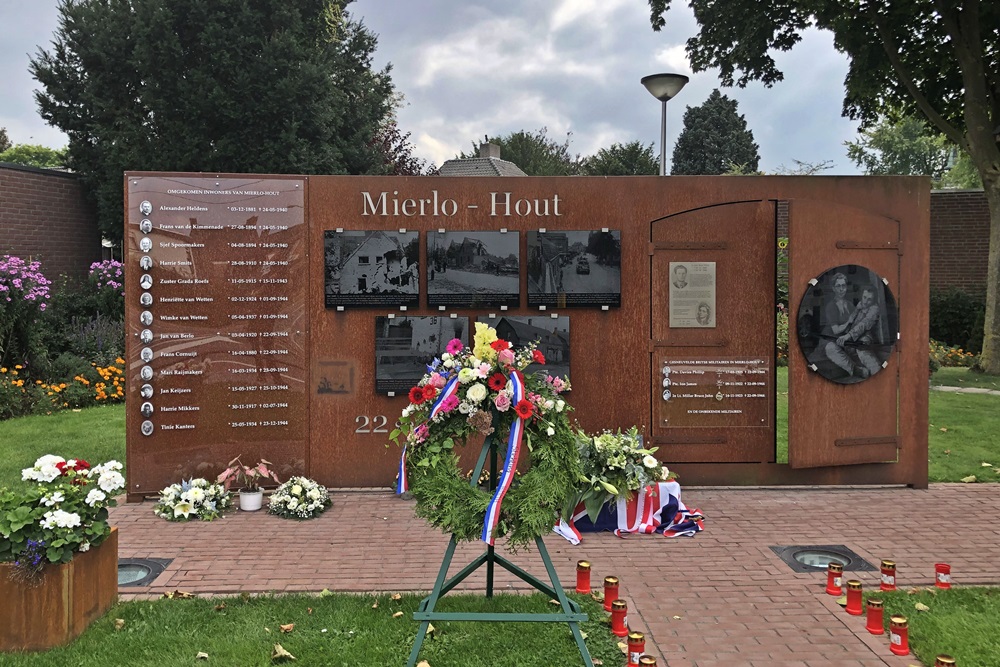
527;230;621;307
324;230;419;308
426;231;519;308
477;315;571;383
374;316;469;394
796;265;899;385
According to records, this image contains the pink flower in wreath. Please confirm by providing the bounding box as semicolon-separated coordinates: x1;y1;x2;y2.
494;392;511;412
413;424;429;443
497;349;515;367
475;362;491;378
428;373;447;389
446;338;464;355
439;395;460;413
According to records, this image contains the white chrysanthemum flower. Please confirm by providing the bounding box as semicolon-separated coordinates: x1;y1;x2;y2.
643;455;659;469
187;486;205;502
660;466;671;480
457;368;476;384
307;488;320;500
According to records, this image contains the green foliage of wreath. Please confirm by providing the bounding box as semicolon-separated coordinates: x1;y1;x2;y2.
407;408;582;550
391;324;582;551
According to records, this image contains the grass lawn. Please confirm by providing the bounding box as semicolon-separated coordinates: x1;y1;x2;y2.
874;588;1000;665
0;404;125;487
1;592;626;667
932;366;1000;391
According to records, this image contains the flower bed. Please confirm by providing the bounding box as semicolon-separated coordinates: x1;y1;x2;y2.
0;455;123;651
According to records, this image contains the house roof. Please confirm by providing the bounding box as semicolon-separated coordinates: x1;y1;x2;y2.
438;157;526;177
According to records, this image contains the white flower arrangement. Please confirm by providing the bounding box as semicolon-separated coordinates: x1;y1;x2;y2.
267;476;331;520
153;478;231;522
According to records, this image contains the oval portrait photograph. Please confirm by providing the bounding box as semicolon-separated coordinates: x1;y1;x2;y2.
796;265;899;385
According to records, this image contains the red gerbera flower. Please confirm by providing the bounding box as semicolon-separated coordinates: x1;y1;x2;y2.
514;399;534;420
490;339;509;352
487;373;507;392
408;386;425;405
532;349;545;364
421;385;438;402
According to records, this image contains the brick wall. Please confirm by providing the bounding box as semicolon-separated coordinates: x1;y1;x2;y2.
776;191;989;295
929;189;990;294
0;163;102;280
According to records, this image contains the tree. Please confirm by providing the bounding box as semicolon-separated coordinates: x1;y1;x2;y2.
462;128;580;175
0;144;67;169
582;141;658;175
670;89;760;175
845;115;950;179
645;0;1000;373
0;128;11;153
939;152;983;190
31;0;397;244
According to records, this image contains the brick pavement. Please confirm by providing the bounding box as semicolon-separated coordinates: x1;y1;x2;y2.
111;484;1000;666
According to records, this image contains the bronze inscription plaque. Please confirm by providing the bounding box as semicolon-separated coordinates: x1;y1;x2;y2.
126;176;307;493
657;356;770;428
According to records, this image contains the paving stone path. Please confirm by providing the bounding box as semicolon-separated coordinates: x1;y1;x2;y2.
111;484;1000;666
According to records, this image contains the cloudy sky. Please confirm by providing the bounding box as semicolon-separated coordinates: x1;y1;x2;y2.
0;0;862;173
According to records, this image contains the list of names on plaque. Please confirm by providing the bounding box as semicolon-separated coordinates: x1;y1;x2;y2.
127;177;307;465
658;357;770;428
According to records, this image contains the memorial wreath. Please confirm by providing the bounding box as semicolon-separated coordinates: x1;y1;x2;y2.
391;323;581;549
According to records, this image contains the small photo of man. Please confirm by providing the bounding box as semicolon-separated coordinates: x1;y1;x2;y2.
139;200;152;216
140;329;153;344
140;402;154;418
140;347;153;363
139;255;153;271
139;237;152;253
140;384;154;399
139;219;152;234
672;265;688;289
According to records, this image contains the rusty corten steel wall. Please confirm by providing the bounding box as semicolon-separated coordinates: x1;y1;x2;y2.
125;173;928;497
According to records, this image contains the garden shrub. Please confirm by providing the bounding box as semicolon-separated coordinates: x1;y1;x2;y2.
776;305;789;367
930;339;978;368
0;255;51;371
929;288;985;354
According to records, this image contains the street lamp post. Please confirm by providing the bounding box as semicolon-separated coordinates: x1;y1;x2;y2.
641;73;690;176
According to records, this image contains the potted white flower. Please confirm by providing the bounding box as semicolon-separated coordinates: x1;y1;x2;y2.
217;457;280;511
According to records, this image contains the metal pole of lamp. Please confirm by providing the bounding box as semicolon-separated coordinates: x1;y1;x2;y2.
641;73;690;176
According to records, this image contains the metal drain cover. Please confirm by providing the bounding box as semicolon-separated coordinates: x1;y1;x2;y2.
770;545;875;573
117;558;171;587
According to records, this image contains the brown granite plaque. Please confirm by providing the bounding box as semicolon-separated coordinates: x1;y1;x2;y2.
125;176;307;493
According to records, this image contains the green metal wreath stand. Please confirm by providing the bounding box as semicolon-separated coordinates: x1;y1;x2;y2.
405;430;595;667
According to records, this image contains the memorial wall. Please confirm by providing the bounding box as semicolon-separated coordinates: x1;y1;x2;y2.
125;173;929;497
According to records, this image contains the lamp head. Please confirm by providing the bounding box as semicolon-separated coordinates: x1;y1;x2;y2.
641;73;690;102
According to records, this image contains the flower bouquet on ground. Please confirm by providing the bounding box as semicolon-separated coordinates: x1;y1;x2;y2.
1;455;124;582
569;426;674;522
391;323;582;549
153;478;231;521
268;477;331;520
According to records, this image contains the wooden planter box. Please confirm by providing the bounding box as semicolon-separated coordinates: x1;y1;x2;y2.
0;527;118;652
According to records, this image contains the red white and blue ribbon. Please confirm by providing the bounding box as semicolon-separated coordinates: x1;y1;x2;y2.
482;370;525;545
396;376;461;495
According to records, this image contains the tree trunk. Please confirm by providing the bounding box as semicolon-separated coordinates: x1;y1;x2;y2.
978;174;1000;374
